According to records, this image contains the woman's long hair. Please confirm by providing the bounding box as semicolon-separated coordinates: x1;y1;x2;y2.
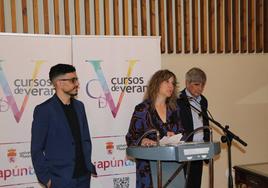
143;69;178;110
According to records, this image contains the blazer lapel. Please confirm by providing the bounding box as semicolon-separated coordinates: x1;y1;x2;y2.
181;90;194;132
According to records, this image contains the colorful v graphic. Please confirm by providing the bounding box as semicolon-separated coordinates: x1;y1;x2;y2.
86;60;137;118
0;60;44;122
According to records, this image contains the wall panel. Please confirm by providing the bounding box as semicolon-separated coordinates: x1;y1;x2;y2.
0;0;266;54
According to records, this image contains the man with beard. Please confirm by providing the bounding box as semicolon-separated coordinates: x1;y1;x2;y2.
31;64;96;188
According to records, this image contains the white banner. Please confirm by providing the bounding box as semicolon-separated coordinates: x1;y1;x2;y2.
72;36;161;188
0;33;71;187
0;34;160;188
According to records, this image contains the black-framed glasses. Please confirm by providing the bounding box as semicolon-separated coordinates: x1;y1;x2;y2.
59;77;79;84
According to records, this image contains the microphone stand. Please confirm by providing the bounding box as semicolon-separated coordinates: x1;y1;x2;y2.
184;126;213;188
156;131;162;188
187;100;247;188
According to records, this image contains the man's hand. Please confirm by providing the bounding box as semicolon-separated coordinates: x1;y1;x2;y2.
91;172;98;177
46;179;51;188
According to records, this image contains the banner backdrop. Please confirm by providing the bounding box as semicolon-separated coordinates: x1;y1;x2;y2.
0;34;160;188
0;33;71;187
72;36;161;187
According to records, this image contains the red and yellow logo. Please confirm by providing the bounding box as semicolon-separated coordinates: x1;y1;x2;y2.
105;142;114;155
7;149;17;163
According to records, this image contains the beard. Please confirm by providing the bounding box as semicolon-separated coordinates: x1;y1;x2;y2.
69;92;78;97
64;87;78;97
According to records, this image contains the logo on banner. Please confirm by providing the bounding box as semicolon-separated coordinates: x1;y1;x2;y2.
116;144;127;151
0;97;9;112
0;60;54;122
0;165;35;180
106;141;114;155
19;151;31;159
93;157;135;171
85;60;147;118
0;148;35;181
7;149;16;163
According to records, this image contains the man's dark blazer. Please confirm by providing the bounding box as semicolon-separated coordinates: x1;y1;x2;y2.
31;94;96;186
177;89;210;142
177;89;210;188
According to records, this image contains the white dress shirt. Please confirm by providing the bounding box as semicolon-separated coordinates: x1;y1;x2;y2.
185;89;204;142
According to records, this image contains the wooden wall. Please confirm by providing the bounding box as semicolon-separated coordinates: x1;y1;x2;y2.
0;0;267;54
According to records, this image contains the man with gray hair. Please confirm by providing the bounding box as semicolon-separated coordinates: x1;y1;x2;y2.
177;67;210;188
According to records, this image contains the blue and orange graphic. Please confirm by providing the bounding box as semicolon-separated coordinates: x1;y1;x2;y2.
0;60;44;122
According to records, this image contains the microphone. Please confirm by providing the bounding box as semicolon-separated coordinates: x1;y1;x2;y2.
186;96;203;117
187;96;214;120
187;96;200;106
136;129;160;146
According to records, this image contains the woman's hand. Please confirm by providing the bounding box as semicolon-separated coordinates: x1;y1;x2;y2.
141;138;157;146
167;131;175;137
